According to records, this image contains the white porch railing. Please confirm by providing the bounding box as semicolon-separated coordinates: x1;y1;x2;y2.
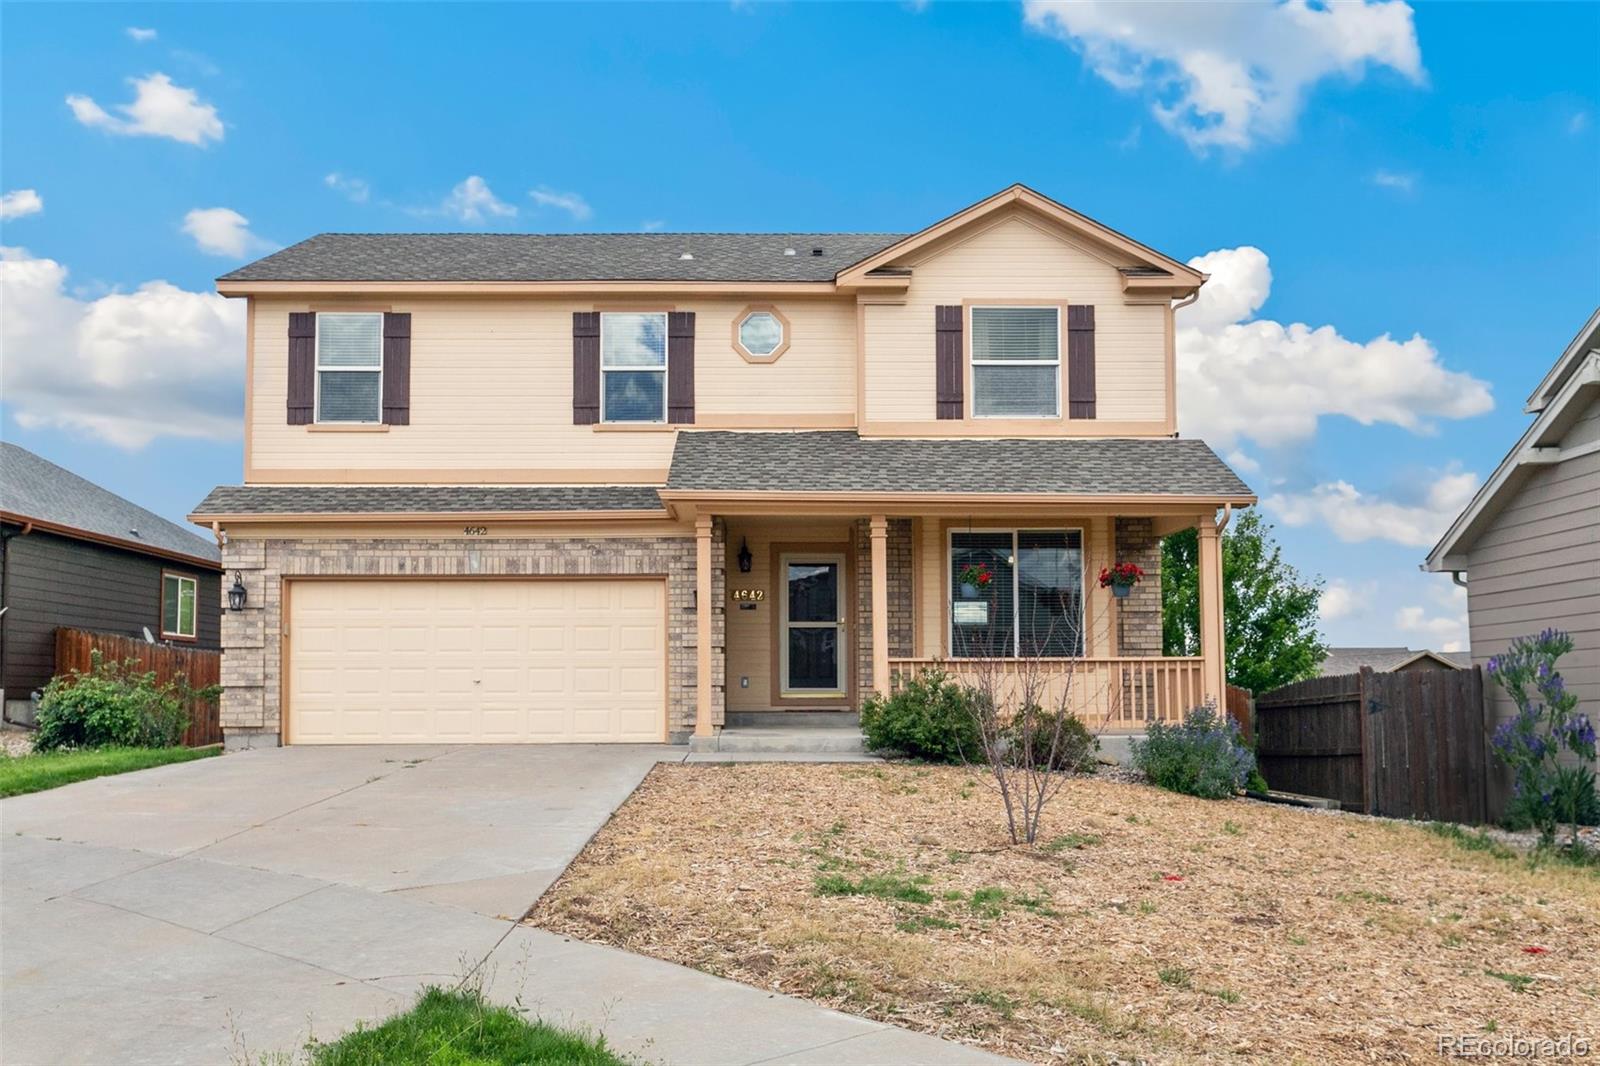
888;656;1206;732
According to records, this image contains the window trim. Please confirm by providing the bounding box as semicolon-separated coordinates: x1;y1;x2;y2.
732;304;791;363
967;302;1063;420
946;526;1085;659
313;311;384;425
160;570;199;642
599;310;670;424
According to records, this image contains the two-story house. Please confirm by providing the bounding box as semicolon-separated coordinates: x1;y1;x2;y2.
192;185;1254;749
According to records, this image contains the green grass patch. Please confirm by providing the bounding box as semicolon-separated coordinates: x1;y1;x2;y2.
970;886;1008;918
303;986;624;1065
1157;966;1192;989
896;914;958;933
814;872;933;904
968;989;1019;1019
1042;832;1102;853
1485;970;1534;993
0;745;218;798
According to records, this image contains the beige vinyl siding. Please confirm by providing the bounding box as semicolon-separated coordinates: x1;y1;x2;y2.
862;212;1168;426
1466;395;1600;734
249;297;856;479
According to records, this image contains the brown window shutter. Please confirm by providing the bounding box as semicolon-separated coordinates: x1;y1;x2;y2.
1067;304;1097;419
667;311;695;424
573;312;600;425
381;312;411;426
287;312;315;425
935;305;963;419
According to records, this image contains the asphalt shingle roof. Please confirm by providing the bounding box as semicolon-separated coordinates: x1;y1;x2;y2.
1;442;220;565
219;233;908;284
190;484;665;517
665;432;1255;497
1318;647;1470;677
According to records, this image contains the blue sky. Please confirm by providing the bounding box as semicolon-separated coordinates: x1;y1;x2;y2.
3;1;1597;653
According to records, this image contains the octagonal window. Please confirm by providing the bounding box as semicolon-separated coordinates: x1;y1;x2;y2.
738;311;786;358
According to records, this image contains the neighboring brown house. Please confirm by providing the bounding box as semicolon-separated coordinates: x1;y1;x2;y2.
192;184;1255;750
0;443;222;724
1426;306;1600;811
1317;647;1468;678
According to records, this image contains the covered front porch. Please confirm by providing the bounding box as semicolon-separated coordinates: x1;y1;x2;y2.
658;430;1254;744
681;506;1233;740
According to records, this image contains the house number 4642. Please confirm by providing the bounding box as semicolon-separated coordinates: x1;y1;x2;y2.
462;526;488;536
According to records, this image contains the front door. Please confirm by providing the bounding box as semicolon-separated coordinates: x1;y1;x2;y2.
779;554;847;697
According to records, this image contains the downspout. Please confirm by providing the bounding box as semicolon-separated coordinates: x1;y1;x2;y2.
210;521;226;549
1451;571;1467;589
1172;290;1201;313
1215;503;1233;533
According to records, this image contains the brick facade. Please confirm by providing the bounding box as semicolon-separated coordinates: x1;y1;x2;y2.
1113;517;1163;656
852;518;914;696
219;529;724;748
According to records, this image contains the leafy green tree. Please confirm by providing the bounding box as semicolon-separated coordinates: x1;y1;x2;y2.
1161;510;1326;694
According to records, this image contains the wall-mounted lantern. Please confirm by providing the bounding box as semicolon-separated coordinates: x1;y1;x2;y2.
737;538;753;574
227;572;248;611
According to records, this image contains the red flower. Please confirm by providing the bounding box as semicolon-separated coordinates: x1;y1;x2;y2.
1162;874;1184;882
1522;946;1549;955
1099;562;1146;589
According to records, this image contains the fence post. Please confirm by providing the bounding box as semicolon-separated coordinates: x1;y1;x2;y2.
1357;666;1374;815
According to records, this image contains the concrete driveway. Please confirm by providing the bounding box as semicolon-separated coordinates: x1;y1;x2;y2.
1;745;1013;1066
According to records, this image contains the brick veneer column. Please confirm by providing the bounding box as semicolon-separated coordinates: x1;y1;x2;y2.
1113;517;1164;656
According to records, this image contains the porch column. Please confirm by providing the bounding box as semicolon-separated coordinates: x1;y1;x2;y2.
869;515;890;696
1197;515;1226;705
695;515;714;737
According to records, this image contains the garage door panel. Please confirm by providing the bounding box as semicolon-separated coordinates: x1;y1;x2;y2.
288;579;664;744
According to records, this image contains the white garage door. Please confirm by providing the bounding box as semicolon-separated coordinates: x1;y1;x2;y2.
287;579;666;744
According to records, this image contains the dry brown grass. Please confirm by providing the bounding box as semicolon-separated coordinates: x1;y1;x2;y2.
528;763;1600;1064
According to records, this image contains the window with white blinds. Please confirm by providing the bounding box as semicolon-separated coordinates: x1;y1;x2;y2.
315;312;383;423
970;306;1060;418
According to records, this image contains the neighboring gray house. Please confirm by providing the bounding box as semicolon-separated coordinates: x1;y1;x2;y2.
1317;647;1468;678
1426;307;1600;812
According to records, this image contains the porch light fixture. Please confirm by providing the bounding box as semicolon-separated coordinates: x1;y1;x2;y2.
227;572;248;611
737;538;753;573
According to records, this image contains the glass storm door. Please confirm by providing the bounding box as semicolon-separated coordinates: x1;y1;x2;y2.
780;555;846;696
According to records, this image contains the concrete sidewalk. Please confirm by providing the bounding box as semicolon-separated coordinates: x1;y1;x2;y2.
1;745;1013;1065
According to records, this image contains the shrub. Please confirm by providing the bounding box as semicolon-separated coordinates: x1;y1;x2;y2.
1488;629;1597;848
860;669;980;763
33;652;210;752
1131;702;1255;800
1011;707;1099;773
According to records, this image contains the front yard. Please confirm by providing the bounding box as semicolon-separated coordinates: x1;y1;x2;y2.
0;745;219;797
531;763;1599;1063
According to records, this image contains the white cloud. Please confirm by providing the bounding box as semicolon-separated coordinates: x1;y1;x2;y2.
0;247;244;448
324;172;371;204
66;72;223;146
1176;245;1493;450
640;220;666;233
528;186;593;222
1370;169;1417;193
436;176;516;223
126;27;157;42
1394;583;1468;652
181;207;275;258
1318;578;1379;624
0;189;43;220
1022;0;1424;153
1265;470;1479;548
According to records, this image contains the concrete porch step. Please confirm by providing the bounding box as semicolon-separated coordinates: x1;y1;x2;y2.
689;726;867;754
725;711;860;729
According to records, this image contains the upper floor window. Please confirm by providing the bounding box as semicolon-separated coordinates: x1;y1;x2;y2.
161;572;197;640
601;312;667;422
316;313;383;423
970;306;1060;418
735;307;789;361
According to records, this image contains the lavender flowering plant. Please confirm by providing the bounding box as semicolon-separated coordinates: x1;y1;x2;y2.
1488;629;1597;848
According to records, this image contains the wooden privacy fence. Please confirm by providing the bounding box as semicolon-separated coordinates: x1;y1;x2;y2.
54;627;222;747
1254;666;1487;824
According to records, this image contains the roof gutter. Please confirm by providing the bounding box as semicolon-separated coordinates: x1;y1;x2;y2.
0;510;221;571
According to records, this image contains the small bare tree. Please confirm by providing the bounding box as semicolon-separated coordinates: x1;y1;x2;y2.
952;558;1121;845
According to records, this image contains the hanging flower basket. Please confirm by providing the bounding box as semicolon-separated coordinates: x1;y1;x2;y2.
957;562;993;599
1099;562;1145;599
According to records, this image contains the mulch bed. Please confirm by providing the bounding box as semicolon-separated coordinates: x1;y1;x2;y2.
528;763;1600;1064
